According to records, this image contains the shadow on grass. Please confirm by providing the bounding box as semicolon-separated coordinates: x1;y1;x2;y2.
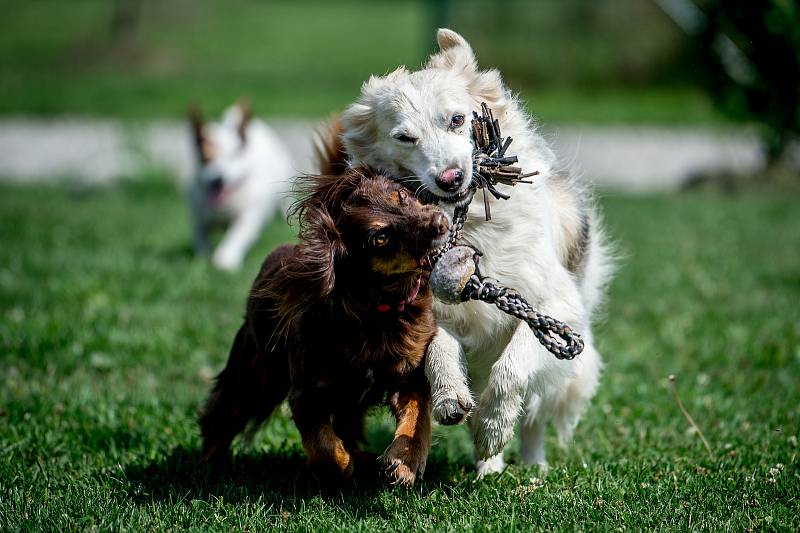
122;442;475;515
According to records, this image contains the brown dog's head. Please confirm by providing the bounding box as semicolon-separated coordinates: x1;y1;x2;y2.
269;168;449;324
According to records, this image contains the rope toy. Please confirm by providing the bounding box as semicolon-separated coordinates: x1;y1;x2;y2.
426;104;585;360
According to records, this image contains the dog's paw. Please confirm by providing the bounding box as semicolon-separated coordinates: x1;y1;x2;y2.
475;453;506;478
308;453;355;486
211;248;243;272
473;403;516;460
433;396;474;426
382;437;428;486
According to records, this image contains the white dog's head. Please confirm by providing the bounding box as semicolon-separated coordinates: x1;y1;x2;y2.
341;29;506;205
189;102;253;204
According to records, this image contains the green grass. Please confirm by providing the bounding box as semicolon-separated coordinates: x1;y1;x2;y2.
1;178;798;531
0;0;726;124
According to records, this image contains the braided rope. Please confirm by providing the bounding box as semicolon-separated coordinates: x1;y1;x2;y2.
461;274;584;360
424;103;585;360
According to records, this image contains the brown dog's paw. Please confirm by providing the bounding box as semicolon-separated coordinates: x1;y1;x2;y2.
308;455;355;486
307;440;355;486
381;437;428;486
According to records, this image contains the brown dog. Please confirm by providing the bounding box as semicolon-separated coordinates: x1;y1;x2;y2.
199;167;449;485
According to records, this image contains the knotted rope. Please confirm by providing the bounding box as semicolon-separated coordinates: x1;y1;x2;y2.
426;104;584;360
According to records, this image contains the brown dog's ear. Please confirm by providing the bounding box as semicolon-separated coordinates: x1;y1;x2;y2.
265;203;344;337
236;99;252;144
292;204;344;298
188;104;209;162
260;203;344;338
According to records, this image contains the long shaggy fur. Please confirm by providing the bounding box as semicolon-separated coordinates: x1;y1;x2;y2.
199;167;450;486
334;29;614;475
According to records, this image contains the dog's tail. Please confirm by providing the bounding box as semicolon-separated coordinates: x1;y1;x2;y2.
314;115;349;176
198;322;290;463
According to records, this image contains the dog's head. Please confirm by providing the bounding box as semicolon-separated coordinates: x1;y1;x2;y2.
340;29;506;205
188;102;253;204
273;168;449;319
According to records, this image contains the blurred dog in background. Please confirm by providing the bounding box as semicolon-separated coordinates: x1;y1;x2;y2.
188;102;294;271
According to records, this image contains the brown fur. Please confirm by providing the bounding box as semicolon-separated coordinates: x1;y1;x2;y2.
188;104;212;164
199;167;448;486
314;115;349;176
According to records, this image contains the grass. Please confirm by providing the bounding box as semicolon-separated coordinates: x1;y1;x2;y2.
0;176;798;531
0;0;726;124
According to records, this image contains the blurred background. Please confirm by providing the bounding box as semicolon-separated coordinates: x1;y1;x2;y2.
1;0;798;188
2;2;799;529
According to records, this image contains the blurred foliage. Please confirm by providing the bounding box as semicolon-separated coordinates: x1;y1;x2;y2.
693;0;800;168
448;0;691;87
0;0;726;123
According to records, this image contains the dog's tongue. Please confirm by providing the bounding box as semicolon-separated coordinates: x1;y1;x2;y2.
378;276;422;313
396;276;422;312
404;276;422;304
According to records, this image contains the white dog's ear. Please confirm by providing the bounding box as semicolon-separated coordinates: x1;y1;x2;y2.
427;28;476;73
340;101;375;158
340;73;391;157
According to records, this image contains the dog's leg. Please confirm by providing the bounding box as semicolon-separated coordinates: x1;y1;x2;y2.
475;453;506;478
213;207;266;271
333;402;368;452
199;324;289;463
382;370;432;486
520;411;549;469
290;388;354;484
425;326;473;425
194;221;212;256
471;320;542;462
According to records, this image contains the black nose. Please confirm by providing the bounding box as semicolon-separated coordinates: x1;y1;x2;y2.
208;176;224;194
435;168;464;193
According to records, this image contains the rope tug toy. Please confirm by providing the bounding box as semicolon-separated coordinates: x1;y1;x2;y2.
426;104;585;360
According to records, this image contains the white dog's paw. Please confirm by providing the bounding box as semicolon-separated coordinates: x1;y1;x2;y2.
211;248;243;272
473;400;517;460
432;386;474;426
475;453;505;478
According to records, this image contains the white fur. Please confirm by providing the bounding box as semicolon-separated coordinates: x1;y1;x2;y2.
340;29;613;472
189;104;294;271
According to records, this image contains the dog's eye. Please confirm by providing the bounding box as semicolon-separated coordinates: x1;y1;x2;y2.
449;114;465;129
393;133;417;144
370;231;390;248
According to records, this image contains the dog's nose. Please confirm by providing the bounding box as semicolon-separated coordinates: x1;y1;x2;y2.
435;168;464;193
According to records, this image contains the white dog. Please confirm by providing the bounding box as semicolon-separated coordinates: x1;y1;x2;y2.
188;103;294;271
339;29;613;476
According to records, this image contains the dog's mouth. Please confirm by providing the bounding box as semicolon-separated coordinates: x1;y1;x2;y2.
376;274;423;313
397;176;474;207
439;187;475;206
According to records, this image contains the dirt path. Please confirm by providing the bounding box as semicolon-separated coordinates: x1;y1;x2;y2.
0;118;765;191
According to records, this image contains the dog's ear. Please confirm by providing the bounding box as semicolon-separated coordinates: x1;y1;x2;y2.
188;104;209;163
284;204;345;301
428;29;507;111
426;28;477;73
341;67;408;157
340;100;374;157
253;203;345;339
236;100;252;143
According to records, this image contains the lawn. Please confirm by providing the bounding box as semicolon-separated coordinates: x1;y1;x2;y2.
0;0;725;125
0;178;798;531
